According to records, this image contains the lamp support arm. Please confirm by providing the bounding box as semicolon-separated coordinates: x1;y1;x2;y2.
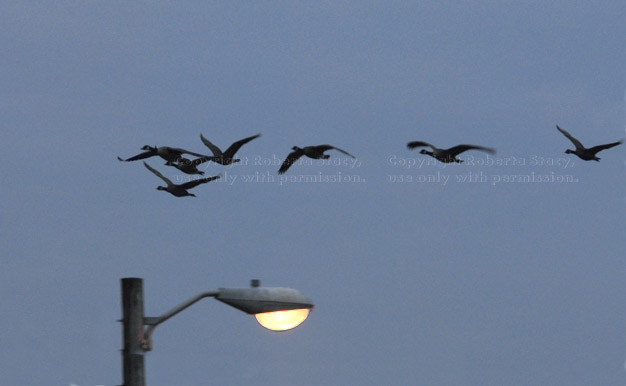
142;290;219;350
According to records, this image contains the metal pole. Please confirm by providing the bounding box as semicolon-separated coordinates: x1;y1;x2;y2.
121;278;146;386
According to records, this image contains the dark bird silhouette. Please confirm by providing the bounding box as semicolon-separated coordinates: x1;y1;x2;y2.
200;133;261;165
164;156;211;175
556;125;622;161
118;145;206;163
143;161;220;197
407;141;495;163
278;145;356;174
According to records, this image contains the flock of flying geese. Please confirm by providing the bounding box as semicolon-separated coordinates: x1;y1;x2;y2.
118;125;622;197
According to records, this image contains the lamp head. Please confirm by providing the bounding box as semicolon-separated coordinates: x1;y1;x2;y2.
215;280;314;331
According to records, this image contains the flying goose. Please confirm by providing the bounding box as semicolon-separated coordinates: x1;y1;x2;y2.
165;156;211;175
278;145;356;174
407;141;496;163
118;145;206;163
200;133;261;165
143;161;220;197
556;125;622;161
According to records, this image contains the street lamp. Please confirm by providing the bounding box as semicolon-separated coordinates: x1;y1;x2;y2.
120;278;314;386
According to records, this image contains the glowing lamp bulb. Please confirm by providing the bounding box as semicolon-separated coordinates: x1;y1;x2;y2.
254;309;310;331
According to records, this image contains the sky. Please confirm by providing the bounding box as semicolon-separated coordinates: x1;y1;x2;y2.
1;1;625;385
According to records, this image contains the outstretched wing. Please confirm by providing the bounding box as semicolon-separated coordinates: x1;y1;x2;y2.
180;175;221;189
223;134;261;158
316;144;355;158
278;149;304;174
184;156;213;167
556;125;584;150
168;147;207;159
200;134;224;157
447;144;496;157
143;161;173;186
118;150;154;162
407;141;435;150
588;140;623;154
188;155;218;166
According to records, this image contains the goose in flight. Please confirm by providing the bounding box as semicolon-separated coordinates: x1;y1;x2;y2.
165;156;211;175
118;145;206;163
407;141;495;163
143;161;220;197
278;145;356;174
556;125;622;161
200;133;261;165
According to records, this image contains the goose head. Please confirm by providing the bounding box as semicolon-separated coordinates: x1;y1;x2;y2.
142;145;157;152
419;149;433;156
564;149;574;154
292;146;303;152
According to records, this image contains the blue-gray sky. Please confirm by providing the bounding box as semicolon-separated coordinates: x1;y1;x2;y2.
2;2;625;385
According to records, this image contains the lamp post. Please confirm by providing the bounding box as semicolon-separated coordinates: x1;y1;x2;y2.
120;277;314;386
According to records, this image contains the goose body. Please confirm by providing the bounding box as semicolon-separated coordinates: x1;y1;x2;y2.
118;146;205;163
143;161;220;197
278;144;356;174
200;133;261;165
556;125;622;161
407;141;495;163
165;156;211;175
